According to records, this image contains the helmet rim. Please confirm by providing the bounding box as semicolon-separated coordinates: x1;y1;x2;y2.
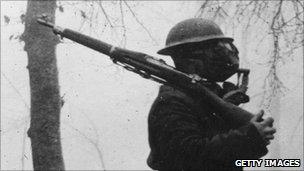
157;36;233;55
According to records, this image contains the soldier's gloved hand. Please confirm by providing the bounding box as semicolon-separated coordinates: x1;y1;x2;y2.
222;81;249;105
250;110;276;146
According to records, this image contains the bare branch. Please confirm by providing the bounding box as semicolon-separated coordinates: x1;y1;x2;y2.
233;1;255;23
21;126;28;171
212;1;229;20
295;0;304;9
279;11;304;28
68;124;106;170
258;0;290;108
123;0;158;45
1;72;29;109
119;0;127;47
195;1;210;18
270;0;283;31
97;1;114;28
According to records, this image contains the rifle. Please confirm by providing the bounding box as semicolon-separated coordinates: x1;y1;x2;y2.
37;17;255;127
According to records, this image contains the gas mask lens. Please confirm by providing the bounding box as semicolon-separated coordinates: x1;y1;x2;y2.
213;41;239;68
215;41;238;55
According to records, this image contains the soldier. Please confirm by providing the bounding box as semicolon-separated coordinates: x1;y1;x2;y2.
147;18;276;171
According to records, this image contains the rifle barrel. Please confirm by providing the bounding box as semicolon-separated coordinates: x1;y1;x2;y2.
62;29;113;56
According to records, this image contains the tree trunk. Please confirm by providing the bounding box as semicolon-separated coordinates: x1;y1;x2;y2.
22;0;65;170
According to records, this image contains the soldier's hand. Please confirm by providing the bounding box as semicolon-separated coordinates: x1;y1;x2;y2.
250;110;276;145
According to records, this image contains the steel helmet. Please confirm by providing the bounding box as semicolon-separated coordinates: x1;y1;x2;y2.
158;18;233;55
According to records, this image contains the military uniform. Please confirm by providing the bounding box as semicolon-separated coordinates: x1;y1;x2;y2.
147;85;267;171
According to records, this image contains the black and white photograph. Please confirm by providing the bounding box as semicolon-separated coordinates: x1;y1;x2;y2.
1;1;303;170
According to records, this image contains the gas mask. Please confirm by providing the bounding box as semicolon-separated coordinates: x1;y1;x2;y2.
190;40;240;82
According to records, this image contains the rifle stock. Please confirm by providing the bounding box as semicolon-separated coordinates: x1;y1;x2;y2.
37;18;255;127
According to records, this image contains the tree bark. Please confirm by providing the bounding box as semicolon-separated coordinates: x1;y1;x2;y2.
22;0;65;170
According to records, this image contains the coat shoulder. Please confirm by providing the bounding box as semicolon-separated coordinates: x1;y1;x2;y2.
156;85;195;105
